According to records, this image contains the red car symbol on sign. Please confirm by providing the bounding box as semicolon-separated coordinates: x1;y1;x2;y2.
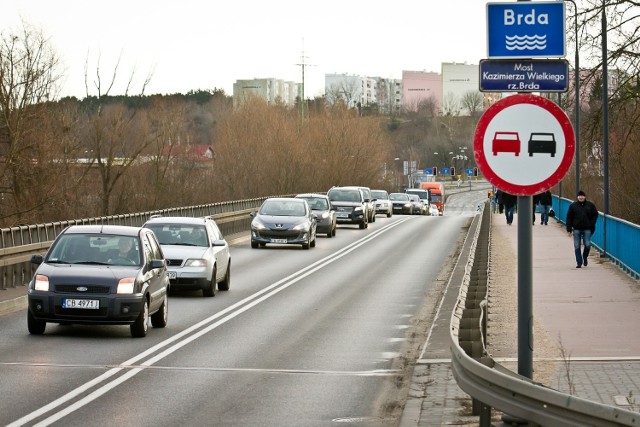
492;131;520;156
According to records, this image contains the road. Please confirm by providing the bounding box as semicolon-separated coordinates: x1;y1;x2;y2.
0;186;489;427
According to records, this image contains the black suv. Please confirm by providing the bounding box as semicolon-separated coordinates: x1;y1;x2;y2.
327;186;369;229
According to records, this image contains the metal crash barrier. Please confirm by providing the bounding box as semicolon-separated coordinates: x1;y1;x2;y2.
450;202;638;426
0;195;292;290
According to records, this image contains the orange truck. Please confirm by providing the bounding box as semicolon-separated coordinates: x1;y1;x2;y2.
420;182;445;215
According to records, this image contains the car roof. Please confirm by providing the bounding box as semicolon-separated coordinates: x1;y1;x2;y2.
329;186;363;192
63;225;143;237
144;216;209;226
264;197;305;203
295;193;329;199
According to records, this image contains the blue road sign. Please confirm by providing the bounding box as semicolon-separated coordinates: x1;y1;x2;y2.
480;59;569;92
425;168;433;175
441;167;450;175
466;169;474;175
487;2;565;58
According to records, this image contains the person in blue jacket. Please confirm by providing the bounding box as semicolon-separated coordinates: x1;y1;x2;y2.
566;190;599;268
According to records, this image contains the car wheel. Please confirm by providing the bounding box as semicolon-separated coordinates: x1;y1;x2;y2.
371;212;376;222
150;293;168;328
251;240;258;249
130;299;149;338
27;310;46;335
311;235;316;248
332;225;336;236
387;210;392;218
302;234;310;249
327;229;332;238
203;267;217;297
218;262;231;291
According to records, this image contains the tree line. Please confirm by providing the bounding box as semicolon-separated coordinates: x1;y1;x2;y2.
2;5;640;227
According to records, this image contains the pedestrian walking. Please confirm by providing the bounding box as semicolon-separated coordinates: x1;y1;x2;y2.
539;190;553;225
566;190;599;268
532;193;542;225
495;189;504;214
502;190;517;225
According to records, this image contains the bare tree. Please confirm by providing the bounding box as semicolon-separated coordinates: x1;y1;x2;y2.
81;53;155;215
441;92;461;117
460;91;484;118
0;21;62;224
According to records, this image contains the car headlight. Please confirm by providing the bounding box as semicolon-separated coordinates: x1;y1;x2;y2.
185;259;208;267
117;277;136;294
404;203;412;207
354;206;363;212
321;212;329;219
34;274;49;291
252;220;266;231
292;223;306;231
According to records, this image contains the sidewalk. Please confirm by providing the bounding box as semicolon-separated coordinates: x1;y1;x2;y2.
401;212;640;425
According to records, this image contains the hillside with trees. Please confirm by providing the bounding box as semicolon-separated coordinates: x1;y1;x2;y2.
2;5;640;227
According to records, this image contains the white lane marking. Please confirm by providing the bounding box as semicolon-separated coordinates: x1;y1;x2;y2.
9;217;413;427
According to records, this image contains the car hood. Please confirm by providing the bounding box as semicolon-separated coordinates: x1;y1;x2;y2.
329;201;362;208
160;245;208;259
255;215;309;228
36;263;139;285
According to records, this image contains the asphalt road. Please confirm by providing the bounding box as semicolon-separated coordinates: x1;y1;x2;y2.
0;186;489;427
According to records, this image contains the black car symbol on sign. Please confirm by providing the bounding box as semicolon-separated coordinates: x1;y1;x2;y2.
528;132;556;157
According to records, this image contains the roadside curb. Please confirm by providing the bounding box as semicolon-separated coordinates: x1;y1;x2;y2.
0;294;27;316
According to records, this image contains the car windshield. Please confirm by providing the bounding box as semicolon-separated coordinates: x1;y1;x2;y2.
430;194;442;203
298;197;328;210
328;189;361;202
46;234;141;266
260;200;306;216
389;193;409;201
406;190;429;200
146;224;209;247
371;191;388;200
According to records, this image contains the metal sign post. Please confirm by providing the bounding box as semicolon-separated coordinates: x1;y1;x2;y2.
474;94;574;380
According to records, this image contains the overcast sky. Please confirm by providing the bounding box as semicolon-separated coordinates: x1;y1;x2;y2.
2;0;488;99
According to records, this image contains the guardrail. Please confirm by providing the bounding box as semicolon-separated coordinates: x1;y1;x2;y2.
450;202;639;426
0;196;292;291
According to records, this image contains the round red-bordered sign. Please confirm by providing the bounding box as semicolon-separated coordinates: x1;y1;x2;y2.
474;94;575;196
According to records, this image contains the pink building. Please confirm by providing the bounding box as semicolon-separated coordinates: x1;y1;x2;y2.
401;70;442;114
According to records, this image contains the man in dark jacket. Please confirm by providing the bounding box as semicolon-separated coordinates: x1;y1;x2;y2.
501;191;517;225
566;190;599;268
539;190;553;225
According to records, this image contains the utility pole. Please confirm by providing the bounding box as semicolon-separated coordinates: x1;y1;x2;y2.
296;42;314;120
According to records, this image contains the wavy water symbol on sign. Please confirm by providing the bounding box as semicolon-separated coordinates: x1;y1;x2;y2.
505;34;547;51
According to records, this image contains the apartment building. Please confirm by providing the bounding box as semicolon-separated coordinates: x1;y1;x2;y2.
401;70;441;114
232;78;300;108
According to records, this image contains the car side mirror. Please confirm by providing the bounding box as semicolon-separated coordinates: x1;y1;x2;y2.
150;259;165;269
31;255;43;265
249;212;256;217
212;239;226;247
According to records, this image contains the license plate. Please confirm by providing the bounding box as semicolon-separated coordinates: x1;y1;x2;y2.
336;212;349;218
271;238;288;244
167;271;177;280
62;298;99;309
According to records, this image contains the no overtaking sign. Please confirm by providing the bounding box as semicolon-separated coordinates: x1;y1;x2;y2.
474;94;575;196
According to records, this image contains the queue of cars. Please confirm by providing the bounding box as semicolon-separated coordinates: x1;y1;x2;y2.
26;185;438;336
